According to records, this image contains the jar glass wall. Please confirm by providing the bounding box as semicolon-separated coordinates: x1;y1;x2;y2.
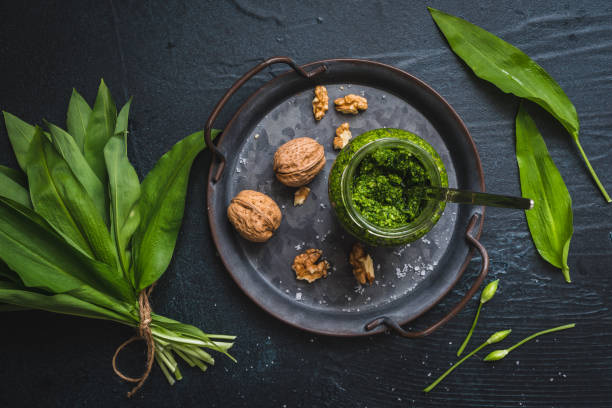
328;128;448;246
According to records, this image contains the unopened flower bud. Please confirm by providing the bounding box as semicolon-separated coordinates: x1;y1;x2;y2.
486;329;512;344
484;349;509;362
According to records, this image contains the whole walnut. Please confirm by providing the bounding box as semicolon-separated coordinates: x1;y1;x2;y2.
227;190;281;242
273;137;326;187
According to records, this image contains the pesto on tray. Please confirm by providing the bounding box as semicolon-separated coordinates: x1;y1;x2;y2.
351;146;430;228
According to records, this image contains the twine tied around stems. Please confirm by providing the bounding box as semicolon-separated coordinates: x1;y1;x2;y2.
112;285;155;397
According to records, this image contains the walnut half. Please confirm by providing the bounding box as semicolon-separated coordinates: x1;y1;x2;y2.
294;186;311;206
334;94;368;115
333;122;352;150
349;243;375;285
292;249;330;283
312;86;329;121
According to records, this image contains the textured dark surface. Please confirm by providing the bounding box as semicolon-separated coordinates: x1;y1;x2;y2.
0;0;610;407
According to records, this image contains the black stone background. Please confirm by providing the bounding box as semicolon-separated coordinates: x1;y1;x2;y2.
0;1;611;407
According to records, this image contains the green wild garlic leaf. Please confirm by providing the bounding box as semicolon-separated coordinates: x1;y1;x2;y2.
115;99;132;141
26;129;118;268
0;280;129;323
132;130;219;292
0;165;31;208
0;163;26;186
516;104;573;282
66;89;92;152
2;111;36;172
105;134;141;279
84;79;117;183
0;197;131;300
46;121;108;223
428;7;610;202
0;259;22;285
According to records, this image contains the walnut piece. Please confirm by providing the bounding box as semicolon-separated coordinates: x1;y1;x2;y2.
312;86;329;121
334;94;368;115
227;190;282;242
292;249;330;283
349;243;375;285
273;137;326;187
333;122;352;150
294;186;311;206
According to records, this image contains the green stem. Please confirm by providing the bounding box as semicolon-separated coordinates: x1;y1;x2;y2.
155;352;175;386
208;341;234;351
424;341;488;392
161;348;178;372
173;344;208;372
152;329;209;346
575;139;611;203
191;358;208;372
562;266;571;284
173;347;196;367
185;345;216;365
154;337;170;347
506;323;576;353
207;334;237;340
173;365;183;381
152;328;236;363
152;329;233;351
174;344;214;365
157;347;176;372
457;302;482;357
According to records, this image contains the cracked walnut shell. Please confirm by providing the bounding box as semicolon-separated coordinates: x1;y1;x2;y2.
273;137;326;187
227;190;281;242
334;94;368;114
333;122;352;150
349;243;375;285
292;249;330;283
312;85;329;121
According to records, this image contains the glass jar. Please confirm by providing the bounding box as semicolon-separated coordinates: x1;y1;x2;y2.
328;128;448;246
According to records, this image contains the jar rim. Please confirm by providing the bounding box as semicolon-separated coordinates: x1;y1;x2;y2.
339;137;443;239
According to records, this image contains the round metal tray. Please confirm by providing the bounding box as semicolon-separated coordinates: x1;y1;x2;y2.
206;58;488;337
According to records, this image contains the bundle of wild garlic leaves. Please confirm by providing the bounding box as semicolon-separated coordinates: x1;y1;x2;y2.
0;80;233;395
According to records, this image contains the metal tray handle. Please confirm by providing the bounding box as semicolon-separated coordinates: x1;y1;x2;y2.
205;56;327;182
365;213;489;337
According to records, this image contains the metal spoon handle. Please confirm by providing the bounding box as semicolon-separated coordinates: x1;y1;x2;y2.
414;186;534;210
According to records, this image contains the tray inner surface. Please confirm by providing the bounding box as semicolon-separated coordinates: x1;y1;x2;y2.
223;83;462;315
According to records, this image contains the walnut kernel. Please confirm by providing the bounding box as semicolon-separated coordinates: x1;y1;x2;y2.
292;249;330;283
227;190;281;242
334;94;368;115
294;186;311;206
312;85;329;121
349;243;375;285
273;137;326;187
333;122;352;150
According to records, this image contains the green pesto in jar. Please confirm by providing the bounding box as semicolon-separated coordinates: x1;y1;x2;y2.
351;146;430;228
328;128;448;246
